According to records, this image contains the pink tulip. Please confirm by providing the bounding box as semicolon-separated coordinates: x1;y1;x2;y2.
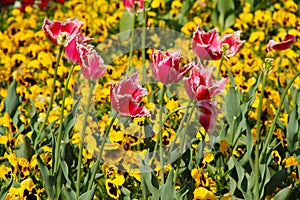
42;17;84;47
184;62;228;101
197;101;218;133
123;0;144;13
151;49;192;84
110;73;150;117
221;31;245;58
192;27;222;60
65;35;93;63
267;34;296;51
192;27;244;60
80;49;107;80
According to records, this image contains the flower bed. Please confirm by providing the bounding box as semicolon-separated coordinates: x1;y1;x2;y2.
0;0;300;199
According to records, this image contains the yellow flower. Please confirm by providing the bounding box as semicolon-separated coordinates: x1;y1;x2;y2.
202;153;214;166
0;112;12;128
0;165;12;179
283;156;299;168
106;178;121;199
151;0;165;10
271;150;281;164
220;140;230;159
193;187;215;200
181;21;197;36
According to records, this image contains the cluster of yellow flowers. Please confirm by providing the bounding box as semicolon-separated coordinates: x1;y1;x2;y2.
0;0;300;199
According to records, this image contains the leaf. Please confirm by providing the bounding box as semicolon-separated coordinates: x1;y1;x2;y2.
15;135;34;161
224;13;235;29
141;171;159;199
264;169;288;197
119;10;134;42
60;159;76;190
59;187;76;200
4;79;21;117
217;0;234;15
63;98;81;140
273;187;292;200
79;185;96;200
224;64;236;87
160;169;175;200
121;187;131;196
225;87;241;124
287;90;299;153
0;176;13;200
37;155;55;199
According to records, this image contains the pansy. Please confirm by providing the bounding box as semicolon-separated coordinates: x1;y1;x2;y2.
110;73;150;117
151;49;192;84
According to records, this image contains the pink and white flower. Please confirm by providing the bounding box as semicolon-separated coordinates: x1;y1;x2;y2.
110;73;150;117
123;0;144;13
197;101;218;133
184;62;228;101
65;35;93;63
267;33;296;51
80;49;107;80
42;17;84;47
192;27;244;60
151;49;192;84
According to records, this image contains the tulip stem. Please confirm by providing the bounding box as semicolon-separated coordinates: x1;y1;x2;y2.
218;54;225;79
254;70;267;200
169;98;193;154
126;13;136;76
37;45;64;147
141;7;147;85
260;71;300;163
88;111;118;191
159;85;166;184
76;81;95;198
54;64;75;193
174;100;196;182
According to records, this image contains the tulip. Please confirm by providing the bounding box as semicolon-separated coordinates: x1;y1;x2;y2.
65;35;93;63
192;27;222;60
267;33;296;51
221;31;245;58
42;17;84;47
80;49;107;80
110;73;150;117
192;27;244;60
151;49;192;84
197;101;218;133
123;0;144;13
184;62;228;101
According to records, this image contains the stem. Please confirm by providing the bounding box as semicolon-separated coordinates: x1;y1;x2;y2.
38;45;64;141
218;54;225;79
126;13;136;76
76;81;96;197
54;64;75;194
87;112;118;190
254;71;268;200
159;86;166;184
54;64;76;172
169;99;193;153
141;7;147;85
260;71;300;163
174;100;196;181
